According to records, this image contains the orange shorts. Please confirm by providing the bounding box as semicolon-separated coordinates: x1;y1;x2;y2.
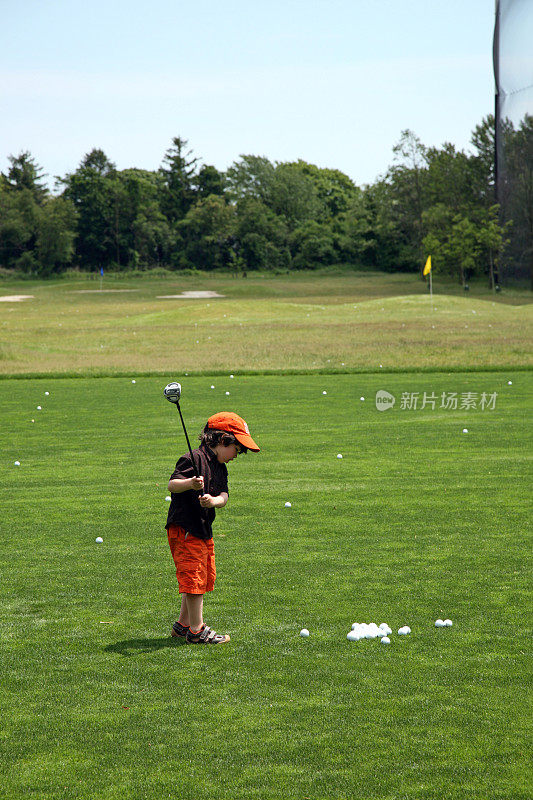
167;525;216;594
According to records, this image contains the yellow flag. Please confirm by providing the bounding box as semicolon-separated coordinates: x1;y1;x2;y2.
423;255;432;276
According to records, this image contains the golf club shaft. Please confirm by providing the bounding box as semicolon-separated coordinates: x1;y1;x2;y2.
174;400;210;537
175;402;198;476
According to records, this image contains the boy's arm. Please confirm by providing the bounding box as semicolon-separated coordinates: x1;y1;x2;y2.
199;491;228;509
168;475;204;493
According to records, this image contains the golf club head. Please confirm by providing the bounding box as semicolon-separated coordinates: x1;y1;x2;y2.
163;382;182;404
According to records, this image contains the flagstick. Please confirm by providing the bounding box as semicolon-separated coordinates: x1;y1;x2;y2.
429;269;433;310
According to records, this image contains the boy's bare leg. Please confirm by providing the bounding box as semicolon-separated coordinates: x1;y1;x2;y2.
177;594;189;627
185;593;204;631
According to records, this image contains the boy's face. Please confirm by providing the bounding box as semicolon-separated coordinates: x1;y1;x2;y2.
214;441;243;464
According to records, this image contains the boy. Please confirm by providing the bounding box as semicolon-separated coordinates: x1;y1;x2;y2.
166;411;260;644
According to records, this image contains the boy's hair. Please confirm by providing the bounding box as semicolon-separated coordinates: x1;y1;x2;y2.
199;427;248;453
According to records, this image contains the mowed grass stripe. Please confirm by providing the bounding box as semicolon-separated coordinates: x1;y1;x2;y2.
0;372;531;799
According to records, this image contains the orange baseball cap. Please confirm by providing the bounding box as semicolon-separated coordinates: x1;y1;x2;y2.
207;412;260;452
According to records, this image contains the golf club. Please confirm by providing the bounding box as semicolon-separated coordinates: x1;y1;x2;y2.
164;381;210;536
163;382;198;474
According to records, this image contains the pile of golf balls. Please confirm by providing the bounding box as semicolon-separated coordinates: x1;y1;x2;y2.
347;622;392;642
346;619;454;643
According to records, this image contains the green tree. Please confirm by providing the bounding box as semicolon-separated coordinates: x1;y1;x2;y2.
225;155;276;203
4;151;48;204
0;186;38;270
62;149;119;269
333;193;374;265
425;143;479;213
501;115;533;286
159;137;199;222
289;220;337;269
35;196;77;275
235;197;290;271
384;130;428;269
115;169;173;267
197;165;225;198
178;195;236;270
285;161;359;217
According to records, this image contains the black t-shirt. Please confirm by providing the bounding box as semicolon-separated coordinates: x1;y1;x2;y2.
165;444;229;540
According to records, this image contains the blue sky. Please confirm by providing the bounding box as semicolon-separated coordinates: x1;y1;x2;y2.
1;0;497;189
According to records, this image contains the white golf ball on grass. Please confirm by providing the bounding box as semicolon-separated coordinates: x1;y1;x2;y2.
284;501;292;508
444;619;453;627
14;461;20;466
95;537;103;543
300;628;310;638
435;619;445;627
381;637;391;645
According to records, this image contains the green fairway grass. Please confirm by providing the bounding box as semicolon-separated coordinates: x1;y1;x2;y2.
0;271;531;375
1;372;531;799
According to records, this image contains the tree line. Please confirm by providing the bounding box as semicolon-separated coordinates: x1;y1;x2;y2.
0;115;531;286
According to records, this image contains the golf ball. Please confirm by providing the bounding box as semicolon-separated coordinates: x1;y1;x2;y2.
225;391;230;396
300;628;310;637
508;381;512;385
285;501;292;508
435;619;445;627
322;391;327;395
398;626;410;635
360;397;365;401
463;428;468;433
37;406;41;410
381;637;390;644
444;619;453;627
337;454;343;459
347;630;360;641
165;496;171;502
230;374;234;378
95;537;103;543
210;385;215;389
45;391;49;396
131;380;136;384
14;461;20;466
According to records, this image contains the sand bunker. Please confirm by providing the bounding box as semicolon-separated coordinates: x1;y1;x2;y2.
0;295;34;302
70;289;139;294
157;291;225;299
